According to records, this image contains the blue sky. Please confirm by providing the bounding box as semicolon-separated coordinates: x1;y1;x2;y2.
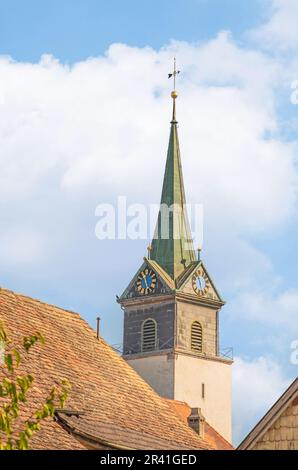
1;0;264;62
0;0;298;444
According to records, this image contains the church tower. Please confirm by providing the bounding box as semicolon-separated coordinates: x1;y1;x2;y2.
118;65;233;442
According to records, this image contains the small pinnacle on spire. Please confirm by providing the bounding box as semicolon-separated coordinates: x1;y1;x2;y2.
168;57;180;123
197;246;202;262
147;245;152;259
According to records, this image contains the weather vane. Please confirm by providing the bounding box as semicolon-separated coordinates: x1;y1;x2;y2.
168;58;180;122
168;57;180;91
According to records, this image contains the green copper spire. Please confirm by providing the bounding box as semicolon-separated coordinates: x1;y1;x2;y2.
150;83;196;280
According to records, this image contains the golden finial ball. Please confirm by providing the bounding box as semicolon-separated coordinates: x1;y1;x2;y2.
171;90;178;99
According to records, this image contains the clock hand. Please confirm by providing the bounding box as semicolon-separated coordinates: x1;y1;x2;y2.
142;273;148;288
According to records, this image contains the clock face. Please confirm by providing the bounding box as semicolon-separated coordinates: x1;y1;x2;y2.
137;268;157;295
192;270;209;296
196;276;206;291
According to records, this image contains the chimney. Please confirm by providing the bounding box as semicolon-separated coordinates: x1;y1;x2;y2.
188;408;205;439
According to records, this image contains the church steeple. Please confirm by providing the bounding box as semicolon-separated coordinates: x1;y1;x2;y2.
150;69;196;280
119;62;232;442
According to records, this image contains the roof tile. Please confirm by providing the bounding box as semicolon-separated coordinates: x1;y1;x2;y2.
0;287;210;450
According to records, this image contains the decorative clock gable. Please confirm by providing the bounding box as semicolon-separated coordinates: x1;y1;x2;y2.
119;261;173;301
178;262;222;302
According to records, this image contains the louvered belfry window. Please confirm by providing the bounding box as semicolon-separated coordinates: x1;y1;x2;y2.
142;319;157;352
191;321;203;352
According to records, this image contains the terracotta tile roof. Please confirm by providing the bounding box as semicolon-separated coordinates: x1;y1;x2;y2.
165;399;234;451
56;414;203;450
0;287;211;450
204;422;234;451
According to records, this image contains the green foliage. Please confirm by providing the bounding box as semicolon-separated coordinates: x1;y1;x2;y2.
0;322;71;450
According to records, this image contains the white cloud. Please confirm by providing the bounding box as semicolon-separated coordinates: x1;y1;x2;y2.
0;34;297;351
207;234;275;293
0;36;296;217
233;356;291;445
231;288;298;332
0;36;295;220
0;228;43;265
251;0;298;50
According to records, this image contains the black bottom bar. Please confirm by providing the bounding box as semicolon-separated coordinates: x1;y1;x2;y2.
0;450;296;466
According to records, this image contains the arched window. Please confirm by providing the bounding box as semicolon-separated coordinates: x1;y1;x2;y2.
142;319;157;352
191;321;203;352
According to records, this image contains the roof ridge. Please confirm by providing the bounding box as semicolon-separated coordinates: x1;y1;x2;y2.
205;421;234;448
0;285;116;359
57;414;211;450
0;286;82;318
